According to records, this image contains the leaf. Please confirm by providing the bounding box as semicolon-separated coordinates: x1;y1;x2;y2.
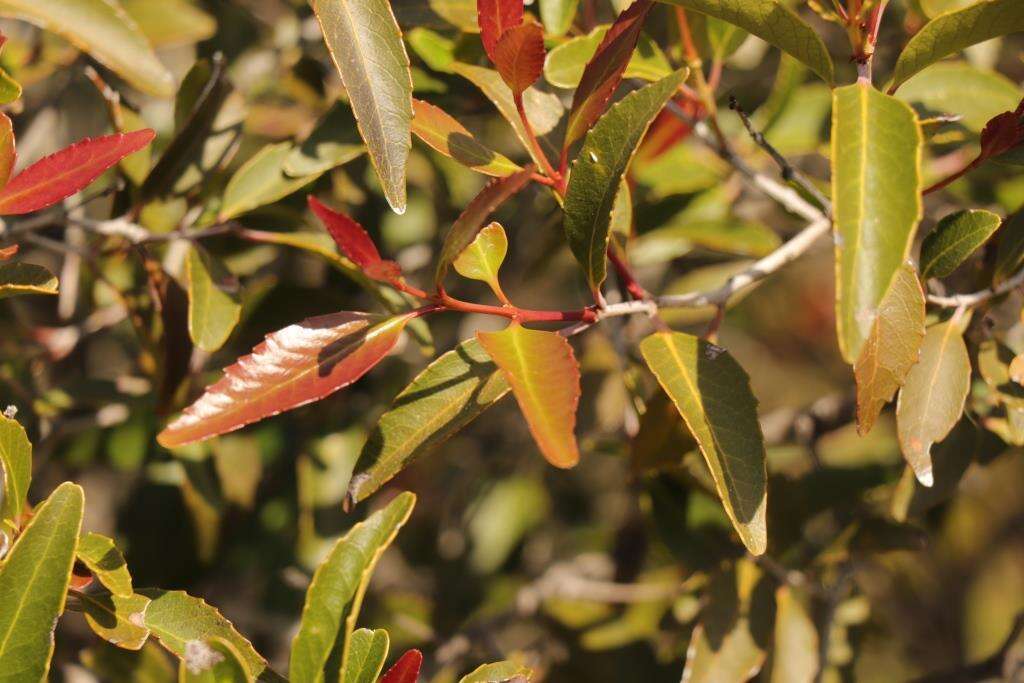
140;590;269;679
458;661;532;683
0;482;84;681
544;25;670;90
219;143;322;221
0;129;155;215
492;23;545;96
349;338;511;505
831;83;922;363
379;650;422;683
435;167;533;286
563;0;654;150
891;418;976;522
0;0;174;96
80;640;177;682
453;222;508;298
888;0;1024;93
178;637;253;682
920;209;1001;279
654;0;834;85
157;312;414;448
468;476;549;573
994;210;1024;282
187;245;242;353
308;196;401;284
476;0;523;62
769;587;818;683
563;70;684;294
629;218;781;265
0;112;13;187
639;331;768;555
0;67;20;106
854;266;926;436
285;102;366;177
341;629;389;683
896;319;971;487
539;0;578;35
77;532;133;597
0;262;58;299
0;414;30;525
311;0;413;214
121;0;217;48
289;492;415;683
411;98;522;177
79;592;151;651
897;62;1023;133
477;324;581;468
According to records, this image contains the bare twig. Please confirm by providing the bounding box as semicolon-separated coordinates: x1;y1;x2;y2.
927;268;1024;308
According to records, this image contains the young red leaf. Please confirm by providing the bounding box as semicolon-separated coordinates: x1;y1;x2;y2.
379;649;423;683
308;195;402;283
493;23;546;96
477;0;524;63
477;324;581;468
0;112;14;189
979;97;1024;160
564;0;653;150
157;311;413;448
0;128;155;215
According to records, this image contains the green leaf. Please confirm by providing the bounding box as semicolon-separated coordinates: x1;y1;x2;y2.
630;218;781;265
539;0;578;36
0;262;58;299
920;209;1002;279
285;102;366;178
832;83;922;363
311;0;412;214
187;245;242;353
770;587;818;683
854;266;926;436
993;210;1024;283
891;418;976;522
654;0;834;85
0;0;174;97
77;532;133;597
289;492;415;683
0;67;21;105
467;476;549;574
453;222;508;299
141;590;270;679
0;482;85;680
341;629;389;683
79;592;152;651
121;0;216;48
80;640;177;682
896;319;971;487
564;70;684;294
897;62;1022;133
349;339;510;505
219;143;323;221
543;25;671;89
178;637;253;682
406;27;456;73
458;660;533;683
889;0;1024;93
0;414;31;526
639;332;767;555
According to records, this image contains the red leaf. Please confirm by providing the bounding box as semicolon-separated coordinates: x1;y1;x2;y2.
636;99;702;163
157;311;413;448
477;0;523;63
564;0;653;150
0;129;155;215
493;23;546;96
0;244;16;260
379;649;423;683
980;97;1024;161
308;195;402;283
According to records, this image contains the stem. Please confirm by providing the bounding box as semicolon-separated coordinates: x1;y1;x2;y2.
922;158;980;195
607;247;648;301
515;93;562;191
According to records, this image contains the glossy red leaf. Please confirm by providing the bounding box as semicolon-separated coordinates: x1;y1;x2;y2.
157;311;413;448
477;0;524;63
564;0;653;150
308;195;402;283
493;23;546;96
379;649;422;683
0;128;155;215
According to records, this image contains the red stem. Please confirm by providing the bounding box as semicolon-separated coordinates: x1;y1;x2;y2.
607;247;648;301
923;157;981;195
515;93;562;190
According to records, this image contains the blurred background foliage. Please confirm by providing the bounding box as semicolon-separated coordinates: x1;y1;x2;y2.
2;0;1024;680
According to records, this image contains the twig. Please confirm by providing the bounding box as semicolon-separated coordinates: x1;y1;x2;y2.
927;267;1024;308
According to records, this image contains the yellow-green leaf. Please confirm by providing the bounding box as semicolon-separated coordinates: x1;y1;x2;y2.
0;262;58;299
79;592;152;652
832;83;922;363
186;245;242;353
896;319;971;487
452;222;508;300
177;637;253;682
341;629;389;683
0;482;85;680
350;339;511;505
770;587;818;683
121;0;216;48
564;70;684;294
0;0;174;97
458;660;533;683
854;266;926;436
889;0;1024;93
654;0;834;85
920;209;1002;279
289;492;415;683
897;62;1022;133
77;532;133;597
0;67;21;105
285;102;366;178
477;324;582;469
539;0;578;36
639;332;767;555
411;98;521;177
219;143;323;221
543;25;671;89
311;0;412;214
0;414;30;527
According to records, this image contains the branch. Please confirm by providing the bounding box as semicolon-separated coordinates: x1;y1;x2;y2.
927;267;1024;308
